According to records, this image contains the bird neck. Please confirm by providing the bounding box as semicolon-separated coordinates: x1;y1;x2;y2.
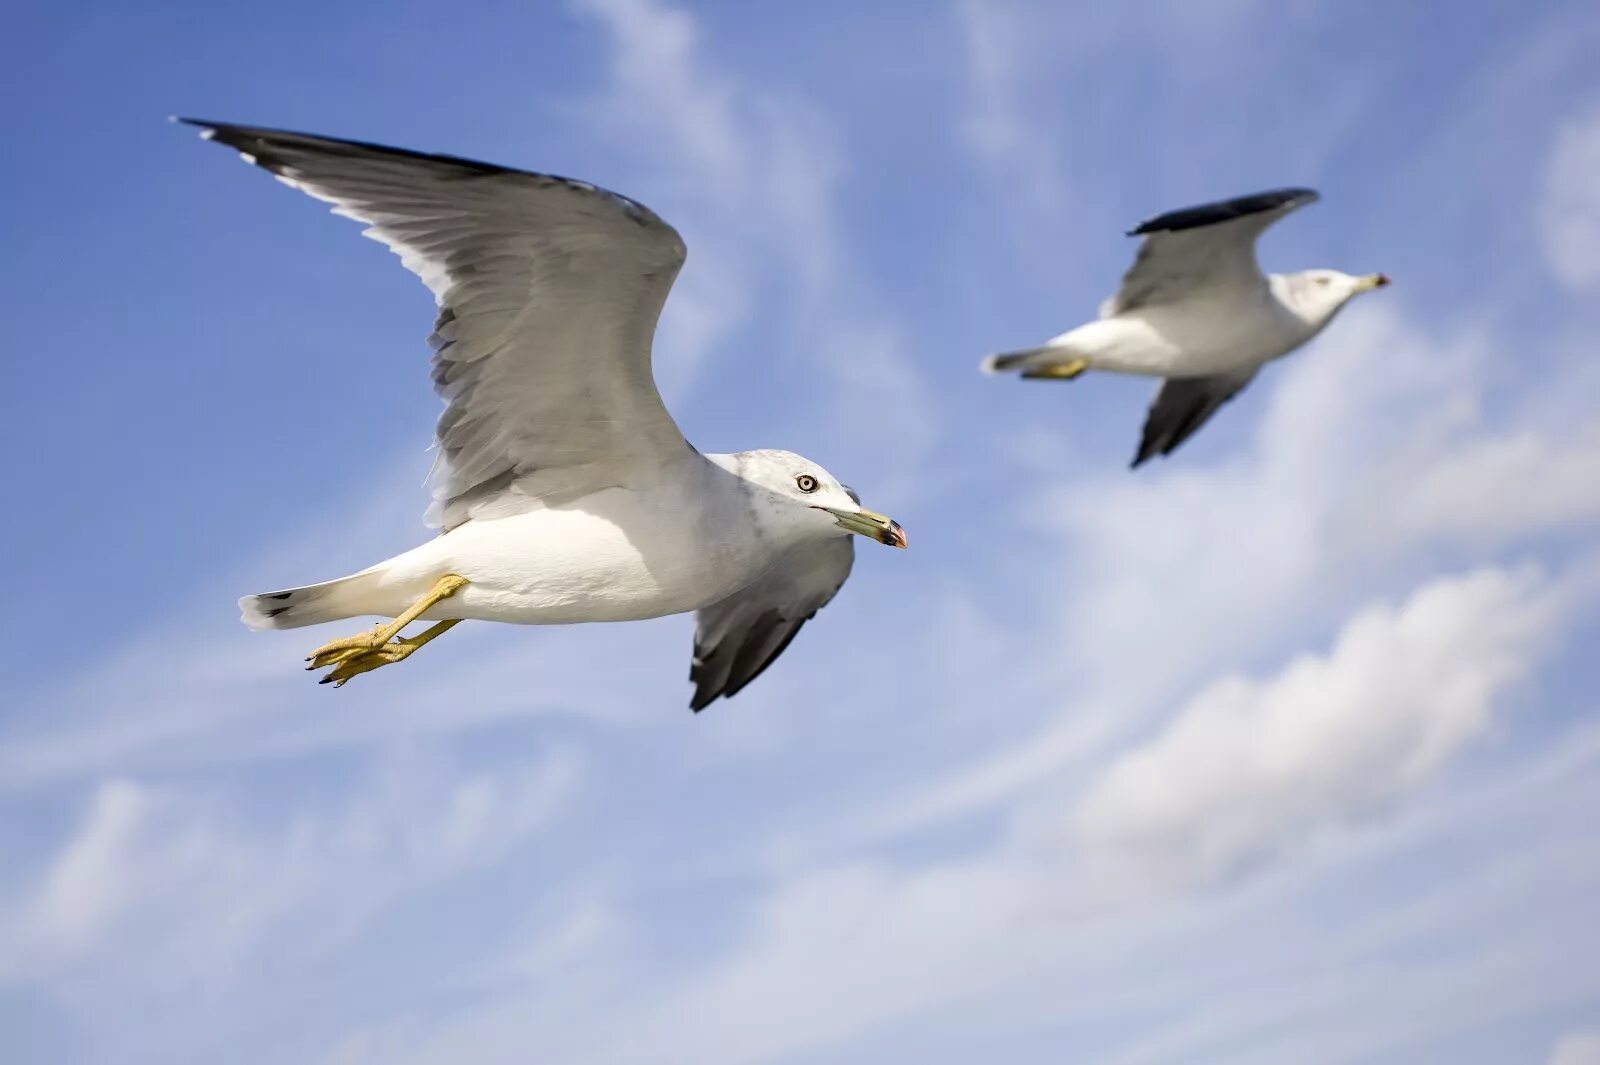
701;453;812;548
1269;273;1341;334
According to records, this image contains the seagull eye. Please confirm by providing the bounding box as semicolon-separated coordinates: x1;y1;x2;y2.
795;474;820;493
1315;276;1331;287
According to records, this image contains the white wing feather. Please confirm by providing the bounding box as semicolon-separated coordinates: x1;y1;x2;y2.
186;120;692;529
688;537;854;712
1103;188;1319;318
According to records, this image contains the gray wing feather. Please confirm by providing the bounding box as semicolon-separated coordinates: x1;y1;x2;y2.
689;537;855;713
183;119;691;529
1103;188;1319;318
1132;369;1257;467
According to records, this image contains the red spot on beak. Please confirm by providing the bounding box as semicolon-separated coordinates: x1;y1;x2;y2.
1376;273;1391;287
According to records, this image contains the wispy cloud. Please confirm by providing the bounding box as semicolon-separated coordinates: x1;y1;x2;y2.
954;0;1071;227
367;724;1600;1065
1072;564;1576;889
1;746;580;1060
1551;1032;1600;1065
1541;101;1600;291
572;0;938;483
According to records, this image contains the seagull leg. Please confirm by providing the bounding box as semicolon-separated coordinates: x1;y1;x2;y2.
305;573;469;678
1021;358;1090;381
319;620;462;687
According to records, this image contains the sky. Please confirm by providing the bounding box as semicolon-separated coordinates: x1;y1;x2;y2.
3;1;1600;1062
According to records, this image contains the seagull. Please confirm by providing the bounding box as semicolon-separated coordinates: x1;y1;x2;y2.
981;188;1389;466
181;120;906;709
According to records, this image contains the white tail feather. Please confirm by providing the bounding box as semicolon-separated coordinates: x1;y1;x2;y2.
238;572;380;631
981;345;1063;374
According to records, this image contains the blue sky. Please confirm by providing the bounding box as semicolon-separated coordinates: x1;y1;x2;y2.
4;1;1600;1062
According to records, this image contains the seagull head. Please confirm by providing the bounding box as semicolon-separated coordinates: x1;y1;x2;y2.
1287;269;1391;325
728;450;907;549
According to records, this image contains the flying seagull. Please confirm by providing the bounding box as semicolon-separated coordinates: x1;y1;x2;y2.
181;119;906;710
981;188;1389;466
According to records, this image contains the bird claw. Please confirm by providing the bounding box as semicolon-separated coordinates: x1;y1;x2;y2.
306;617;463;688
300;575;468;687
317;641;415;686
305;625;391;670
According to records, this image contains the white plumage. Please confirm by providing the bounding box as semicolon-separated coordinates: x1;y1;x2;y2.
982;188;1389;466
187;120;905;710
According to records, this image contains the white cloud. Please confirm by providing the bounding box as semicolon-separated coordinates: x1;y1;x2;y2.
955;0;1070;224
1;746;579;1015
1071;565;1569;887
1541;103;1600;291
574;0;747;186
21;780;152;962
361;726;1600;1065
1551;1033;1600;1065
1348;421;1600;552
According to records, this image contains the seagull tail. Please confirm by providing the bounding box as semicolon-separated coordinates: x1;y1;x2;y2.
238;572;380;631
980;345;1069;375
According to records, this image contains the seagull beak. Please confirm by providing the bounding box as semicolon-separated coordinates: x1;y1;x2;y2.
819;506;908;548
1356;273;1391;292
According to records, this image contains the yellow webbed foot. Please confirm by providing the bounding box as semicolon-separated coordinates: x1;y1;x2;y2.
316;620;460;686
1021;357;1090;381
306;625;391;670
304;573;469;686
320;644;409;687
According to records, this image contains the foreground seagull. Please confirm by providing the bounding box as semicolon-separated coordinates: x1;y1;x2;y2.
183;120;906;709
981;189;1389;466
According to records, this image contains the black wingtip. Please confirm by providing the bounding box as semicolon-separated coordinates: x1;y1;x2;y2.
1130;441;1164;469
1126;187;1320;236
172;117;230;146
1131;431;1160;468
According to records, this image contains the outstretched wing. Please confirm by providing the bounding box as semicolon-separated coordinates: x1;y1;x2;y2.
689;537;855;713
1132;369;1257;467
183;119;693;529
1102;188;1319;318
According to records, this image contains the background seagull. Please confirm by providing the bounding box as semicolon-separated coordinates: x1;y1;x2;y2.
182;120;906;709
981;188;1389;467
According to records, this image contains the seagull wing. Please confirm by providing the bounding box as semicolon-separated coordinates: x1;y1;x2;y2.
184;119;692;529
1102;188;1319;318
688;536;855;712
1132;369;1257;467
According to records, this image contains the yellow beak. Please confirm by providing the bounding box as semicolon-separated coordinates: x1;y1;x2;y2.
820;506;908;548
1355;273;1392;292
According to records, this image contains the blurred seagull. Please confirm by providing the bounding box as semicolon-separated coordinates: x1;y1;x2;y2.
981;188;1389;466
182;119;905;709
